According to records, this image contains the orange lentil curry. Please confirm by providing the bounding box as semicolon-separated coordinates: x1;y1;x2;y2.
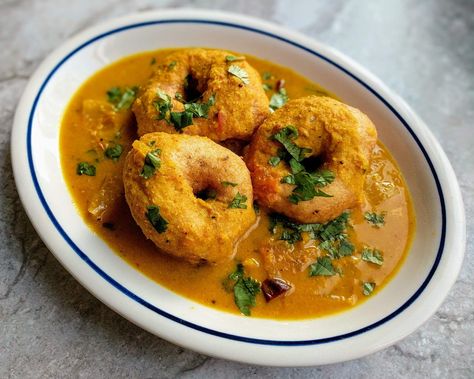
60;48;415;319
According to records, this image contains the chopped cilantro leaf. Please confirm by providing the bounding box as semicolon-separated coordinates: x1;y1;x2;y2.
104;144;123;160
271;126;310;162
76;162;96;176
269;88;288;110
146;205;168;233
228;192;248;209
287;170;334;204
268;156;281;166
309;257;337;276
228;65;250;85
318;211;350;242
140;149;161;179
154;89;172;122
361;248;384;266
170;111;194;130
168;61;177;70
221;181;238;187
225;55;246;62
183;94;215;118
262;71;272;81
196;188;217;200
106;86;138;111
106;87;121;103
262;83;272;91
223;263;261;316
362;282;376;296
364;211;386;228
150;57;156;65
167;94;216;131
289;158;304;174
270;126;337;204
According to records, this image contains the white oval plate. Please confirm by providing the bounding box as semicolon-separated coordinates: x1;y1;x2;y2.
11;9;465;366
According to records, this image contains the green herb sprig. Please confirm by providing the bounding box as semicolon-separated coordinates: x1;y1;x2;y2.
223;263;261;316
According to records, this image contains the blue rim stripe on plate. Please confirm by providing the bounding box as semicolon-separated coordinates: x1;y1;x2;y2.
27;19;446;346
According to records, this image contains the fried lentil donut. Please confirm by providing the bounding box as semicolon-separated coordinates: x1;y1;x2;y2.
123;132;256;264
132;48;269;142
245;96;377;223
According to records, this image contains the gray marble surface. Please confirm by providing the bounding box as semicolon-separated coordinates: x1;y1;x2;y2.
1;0;473;377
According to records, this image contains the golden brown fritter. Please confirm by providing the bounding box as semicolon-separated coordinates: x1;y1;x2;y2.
132;48;269;142
123;132;256;264
245;96;377;223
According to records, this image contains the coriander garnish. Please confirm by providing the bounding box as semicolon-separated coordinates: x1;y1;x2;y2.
106;86;138;111
168;61;177;70
221;181;238;187
262;71;272;81
228;192;248;209
228;65;250;85
154;88;216;131
361;248;384;266
271;126;335;203
268;156;281;166
223;263;261;316
269;88;288;110
309;257;337;277
140;149;161;179
362;282;376;296
169;111;194;130
225;55;246;62
146;205;168;233
76;162;96;176
364;211;386;228
104;144;123;160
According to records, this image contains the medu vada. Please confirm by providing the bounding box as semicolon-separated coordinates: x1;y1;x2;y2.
245;96;377;223
132;48;269;142
123;132;256;264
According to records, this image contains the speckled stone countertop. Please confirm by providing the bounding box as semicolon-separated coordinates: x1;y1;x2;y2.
1;0;472;377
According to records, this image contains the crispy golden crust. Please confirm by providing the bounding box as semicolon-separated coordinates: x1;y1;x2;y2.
245;96;377;223
133;48;269;141
123;132;256;264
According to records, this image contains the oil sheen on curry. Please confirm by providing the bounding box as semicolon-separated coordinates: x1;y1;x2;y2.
60;48;415;319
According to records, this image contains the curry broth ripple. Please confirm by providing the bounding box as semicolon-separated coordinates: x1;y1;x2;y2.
60;48;415;319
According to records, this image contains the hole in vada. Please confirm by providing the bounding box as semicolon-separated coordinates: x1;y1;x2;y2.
301;155;326;172
184;74;202;102
195;187;218;201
